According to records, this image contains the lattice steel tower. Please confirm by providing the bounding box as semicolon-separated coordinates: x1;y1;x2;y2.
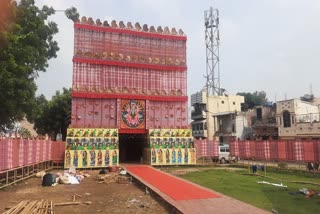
204;7;221;96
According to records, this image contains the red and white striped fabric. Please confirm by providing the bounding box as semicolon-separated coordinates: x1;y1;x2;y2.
201;140;208;157
268;141;278;160
303;141;314;162
208;140;219;157
249;141;256;158
286;141;294;161
51;141;66;163
47;140;52;160
71;98;118;128
25;139;33;165
244;141;251;158
0;137;5;171
255;141;264;160
72;63;187;96
31;139;37;163
73;27;186;66
42;140;47;161
116;98;121;128
277;141;287;160
36;139;41;162
194;139;207;157
234;140;240;156
263;141;270;160
315;141;320;161
147;101;188;129
18;138;24;167
238;141;245;158
230;140;239;157
293;141;304;161
12;139;20;168
7;138;13;169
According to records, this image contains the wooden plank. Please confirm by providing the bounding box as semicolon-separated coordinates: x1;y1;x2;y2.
54;201;92;206
4;200;29;214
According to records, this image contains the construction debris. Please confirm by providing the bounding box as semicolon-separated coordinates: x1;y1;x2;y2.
71;193;82;202
257;181;287;188
54;201;92;206
96;172;132;184
3;200;54;214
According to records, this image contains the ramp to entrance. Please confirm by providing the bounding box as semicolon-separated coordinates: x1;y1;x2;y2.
126;165;270;214
125;165;220;201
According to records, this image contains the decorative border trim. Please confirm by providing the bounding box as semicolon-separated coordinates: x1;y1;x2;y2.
72;91;188;102
73;58;187;72
118;129;148;134
74;23;187;41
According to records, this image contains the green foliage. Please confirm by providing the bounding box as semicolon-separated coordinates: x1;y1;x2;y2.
0;0;59;130
31;88;71;141
18;127;31;138
181;168;320;214
237;91;267;111
65;7;80;22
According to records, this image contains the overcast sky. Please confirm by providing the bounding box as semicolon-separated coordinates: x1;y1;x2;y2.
35;0;320;102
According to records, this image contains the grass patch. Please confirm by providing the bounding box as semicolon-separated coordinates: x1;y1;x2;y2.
179;168;320;214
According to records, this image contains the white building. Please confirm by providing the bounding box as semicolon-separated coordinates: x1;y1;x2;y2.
191;90;246;143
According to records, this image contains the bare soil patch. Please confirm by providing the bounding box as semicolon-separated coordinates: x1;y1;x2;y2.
0;170;169;214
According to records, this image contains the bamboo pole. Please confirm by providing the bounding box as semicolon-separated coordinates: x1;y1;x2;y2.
54;201;92;206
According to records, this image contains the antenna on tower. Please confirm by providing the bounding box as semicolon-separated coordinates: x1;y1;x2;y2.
204;7;222;96
310;83;313;95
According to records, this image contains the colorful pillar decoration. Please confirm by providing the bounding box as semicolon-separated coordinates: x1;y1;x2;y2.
148;129;196;165
65;128;119;168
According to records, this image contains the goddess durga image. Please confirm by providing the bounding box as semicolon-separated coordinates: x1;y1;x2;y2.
121;100;144;128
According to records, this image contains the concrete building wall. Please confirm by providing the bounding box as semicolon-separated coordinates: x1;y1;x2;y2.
235;115;248;141
277;99;320;139
207;95;243;114
206;95;244;141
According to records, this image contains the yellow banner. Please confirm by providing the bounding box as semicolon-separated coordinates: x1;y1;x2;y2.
149;129;192;138
146;148;196;166
65;149;119;168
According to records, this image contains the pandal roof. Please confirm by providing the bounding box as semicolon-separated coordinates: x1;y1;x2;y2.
76;16;185;36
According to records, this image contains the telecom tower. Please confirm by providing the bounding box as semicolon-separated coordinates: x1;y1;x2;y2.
204;7;221;96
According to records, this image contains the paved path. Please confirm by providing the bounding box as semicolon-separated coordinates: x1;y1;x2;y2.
125;165;270;214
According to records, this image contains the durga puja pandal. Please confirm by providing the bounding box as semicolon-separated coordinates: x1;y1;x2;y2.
67;15;194;167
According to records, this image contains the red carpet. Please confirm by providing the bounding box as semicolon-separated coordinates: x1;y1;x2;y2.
125;165;220;201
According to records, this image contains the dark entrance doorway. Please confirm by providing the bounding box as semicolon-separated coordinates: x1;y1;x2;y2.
119;134;147;163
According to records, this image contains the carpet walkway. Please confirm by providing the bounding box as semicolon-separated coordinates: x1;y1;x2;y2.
125;165;220;201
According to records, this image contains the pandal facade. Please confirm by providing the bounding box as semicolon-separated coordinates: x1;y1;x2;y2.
65;16;195;168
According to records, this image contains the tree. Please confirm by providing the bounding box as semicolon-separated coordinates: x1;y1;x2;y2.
237;91;267;111
65;7;80;22
0;0;59;130
32;88;71;141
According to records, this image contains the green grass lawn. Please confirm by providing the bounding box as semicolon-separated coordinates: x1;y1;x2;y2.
178;167;320;214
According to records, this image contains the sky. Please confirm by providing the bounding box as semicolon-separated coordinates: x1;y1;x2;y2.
35;0;320;102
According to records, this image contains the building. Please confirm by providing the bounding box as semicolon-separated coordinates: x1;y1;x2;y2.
191;90;245;144
65;17;195;167
276;99;320;140
251;104;278;140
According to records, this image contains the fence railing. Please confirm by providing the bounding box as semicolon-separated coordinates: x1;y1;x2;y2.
0;138;65;172
230;140;320;162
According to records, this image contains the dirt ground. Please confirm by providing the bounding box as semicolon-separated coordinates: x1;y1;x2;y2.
0;170;170;214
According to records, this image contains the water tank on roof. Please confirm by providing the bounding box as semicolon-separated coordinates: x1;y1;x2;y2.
191;91;207;105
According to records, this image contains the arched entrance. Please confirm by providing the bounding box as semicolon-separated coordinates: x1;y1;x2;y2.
119;134;147;163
